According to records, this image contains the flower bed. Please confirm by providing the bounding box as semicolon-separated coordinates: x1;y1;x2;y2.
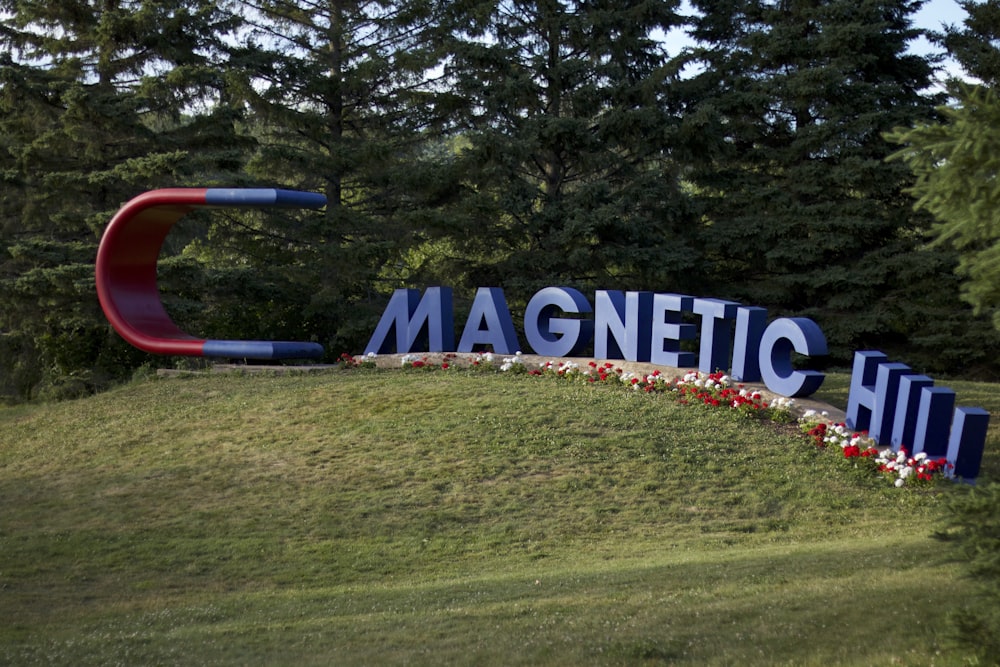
339;351;950;488
799;411;953;487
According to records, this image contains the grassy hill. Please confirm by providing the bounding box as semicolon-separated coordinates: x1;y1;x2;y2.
1;366;997;665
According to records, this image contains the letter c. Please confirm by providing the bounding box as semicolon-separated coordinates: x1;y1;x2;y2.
758;318;827;397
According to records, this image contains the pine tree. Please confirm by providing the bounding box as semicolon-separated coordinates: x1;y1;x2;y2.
434;0;697;308
0;0;246;399
888;85;1000;333
225;0;447;352
679;0;959;363
939;0;1000;85
885;1;1000;349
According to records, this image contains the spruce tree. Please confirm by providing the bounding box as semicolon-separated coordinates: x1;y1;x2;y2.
679;0;966;364
435;0;698;308
0;0;246;399
888;0;1000;335
940;0;1000;85
225;0;447;352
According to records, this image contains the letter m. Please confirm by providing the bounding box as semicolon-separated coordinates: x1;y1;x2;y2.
364;287;455;355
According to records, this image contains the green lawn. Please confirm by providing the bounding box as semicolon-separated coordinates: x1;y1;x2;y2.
1;367;996;665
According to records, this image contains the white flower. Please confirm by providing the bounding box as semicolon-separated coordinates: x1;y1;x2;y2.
500;355;524;372
914;452;928;462
894;478;905;488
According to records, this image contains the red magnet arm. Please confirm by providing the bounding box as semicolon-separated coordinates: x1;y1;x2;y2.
95;188;327;359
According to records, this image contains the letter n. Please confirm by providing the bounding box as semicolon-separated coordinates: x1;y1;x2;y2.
594;291;653;362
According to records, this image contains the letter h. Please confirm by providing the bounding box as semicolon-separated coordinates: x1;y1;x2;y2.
845;351;911;443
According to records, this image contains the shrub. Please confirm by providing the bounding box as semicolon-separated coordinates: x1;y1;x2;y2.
936;481;1000;664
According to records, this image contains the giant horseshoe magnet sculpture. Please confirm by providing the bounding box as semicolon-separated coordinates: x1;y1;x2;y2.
95;188;327;360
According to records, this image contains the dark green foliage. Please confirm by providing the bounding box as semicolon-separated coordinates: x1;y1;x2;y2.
0;0;248;400
939;0;1000;86
889;84;1000;338
678;0;969;365
936;482;1000;665
432;0;699;304
215;0;448;353
885;1;1000;345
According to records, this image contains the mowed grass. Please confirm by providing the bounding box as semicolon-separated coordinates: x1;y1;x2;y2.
1;368;997;665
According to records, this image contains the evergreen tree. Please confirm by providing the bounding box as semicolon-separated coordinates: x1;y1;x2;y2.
888;85;1000;333
225;0;447;352
939;0;1000;85
0;0;246;400
434;0;698;309
886;1;1000;351
678;0;972;366
935;482;1000;665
